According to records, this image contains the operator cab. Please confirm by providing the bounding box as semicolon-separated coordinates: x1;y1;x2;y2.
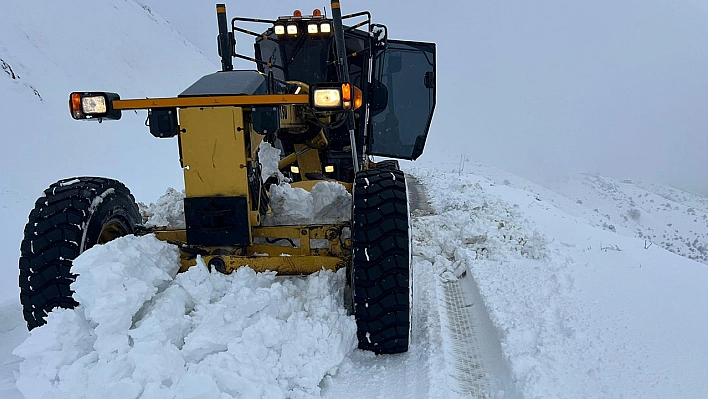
251;9;436;162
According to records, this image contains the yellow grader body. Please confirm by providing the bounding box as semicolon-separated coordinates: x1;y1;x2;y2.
20;1;436;354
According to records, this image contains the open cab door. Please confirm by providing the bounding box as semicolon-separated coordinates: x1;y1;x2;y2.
368;40;436;160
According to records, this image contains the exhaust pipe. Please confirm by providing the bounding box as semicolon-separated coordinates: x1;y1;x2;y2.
330;0;349;82
216;4;234;71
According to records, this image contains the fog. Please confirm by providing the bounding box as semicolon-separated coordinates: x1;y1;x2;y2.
142;0;708;195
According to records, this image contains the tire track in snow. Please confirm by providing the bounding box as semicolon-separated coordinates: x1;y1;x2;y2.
436;272;519;399
438;276;489;394
406;174;517;399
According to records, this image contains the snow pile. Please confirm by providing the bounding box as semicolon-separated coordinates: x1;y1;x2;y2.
137;180;352;228
257;141;352;225
139;188;186;227
13;235;356;399
413;177;546;281
266;182;352;226
258;141;286;183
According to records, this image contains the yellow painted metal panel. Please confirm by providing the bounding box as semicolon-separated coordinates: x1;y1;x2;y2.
293;144;322;180
112;94;309;110
208;255;346;274
179;107;250;198
147;229;187;242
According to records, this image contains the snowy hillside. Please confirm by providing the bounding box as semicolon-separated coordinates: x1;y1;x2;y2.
0;0;217;302
543;174;708;264
453;162;708;265
2;164;707;398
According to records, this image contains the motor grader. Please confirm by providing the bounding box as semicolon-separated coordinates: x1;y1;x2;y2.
19;1;435;354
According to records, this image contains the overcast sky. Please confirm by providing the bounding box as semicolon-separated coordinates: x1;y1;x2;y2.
142;0;708;195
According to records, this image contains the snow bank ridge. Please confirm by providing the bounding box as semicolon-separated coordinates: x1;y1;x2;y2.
14;235;357;399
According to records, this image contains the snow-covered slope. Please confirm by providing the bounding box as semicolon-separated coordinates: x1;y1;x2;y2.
543;173;708;264
0;0;218;302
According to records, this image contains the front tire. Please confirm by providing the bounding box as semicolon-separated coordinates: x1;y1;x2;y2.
19;177;141;330
375;159;400;171
351;168;411;354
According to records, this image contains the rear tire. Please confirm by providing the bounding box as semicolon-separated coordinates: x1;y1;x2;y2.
351;168;411;354
19;177;141;330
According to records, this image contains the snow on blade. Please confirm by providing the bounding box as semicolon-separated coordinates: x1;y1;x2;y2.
266;181;352;225
139;188;186;227
139;178;351;228
258;141;286;184
13;235;357;399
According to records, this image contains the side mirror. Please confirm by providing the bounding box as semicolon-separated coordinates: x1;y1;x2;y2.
370;80;388;116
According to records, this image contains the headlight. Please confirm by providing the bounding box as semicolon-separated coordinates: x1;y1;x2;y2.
69;92;122;121
81;96;107;114
287;24;298;35
312;89;342;109
309;83;363;111
308;24;319;34
320;23;331;34
274;24;286;35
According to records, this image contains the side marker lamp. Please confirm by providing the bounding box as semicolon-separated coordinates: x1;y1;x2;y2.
353;86;363;110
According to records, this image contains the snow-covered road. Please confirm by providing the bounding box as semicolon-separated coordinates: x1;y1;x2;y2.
2;166;708;399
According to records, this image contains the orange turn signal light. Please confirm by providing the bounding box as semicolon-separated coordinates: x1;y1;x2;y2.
293;10;302;17
342;83;352;101
70;93;83;119
340;83;363;110
313;9;322;17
